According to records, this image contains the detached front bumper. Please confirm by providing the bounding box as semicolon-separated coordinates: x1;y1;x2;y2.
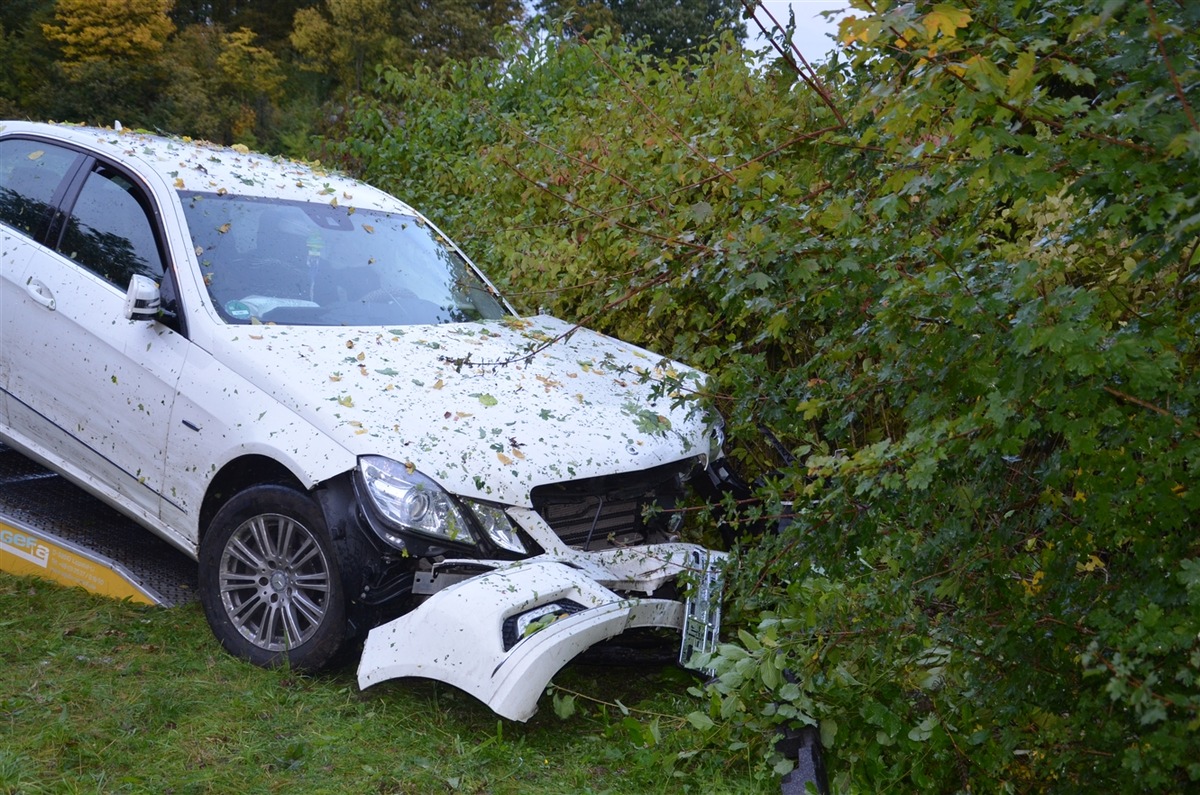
357;544;723;721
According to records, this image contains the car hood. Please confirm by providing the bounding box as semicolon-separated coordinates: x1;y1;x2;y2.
209;315;714;506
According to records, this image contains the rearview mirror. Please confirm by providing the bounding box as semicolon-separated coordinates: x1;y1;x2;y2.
124;274;161;321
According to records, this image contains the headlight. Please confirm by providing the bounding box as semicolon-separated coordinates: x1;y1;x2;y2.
358;456;475;547
358;456;527;554
463;498;527;554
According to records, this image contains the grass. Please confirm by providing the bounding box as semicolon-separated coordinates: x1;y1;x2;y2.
0;572;773;794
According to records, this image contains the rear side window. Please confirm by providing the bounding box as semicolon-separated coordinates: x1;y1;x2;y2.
58;163;165;287
0;138;80;239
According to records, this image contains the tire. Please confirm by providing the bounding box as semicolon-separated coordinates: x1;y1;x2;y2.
199;484;348;671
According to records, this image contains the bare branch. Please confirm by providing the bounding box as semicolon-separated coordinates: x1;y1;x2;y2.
1104;385;1200;438
741;0;848;127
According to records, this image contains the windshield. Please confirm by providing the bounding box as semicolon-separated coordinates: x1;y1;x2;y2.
180;192;510;326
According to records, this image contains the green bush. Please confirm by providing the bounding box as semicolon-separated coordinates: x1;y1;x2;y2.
328;2;1200;788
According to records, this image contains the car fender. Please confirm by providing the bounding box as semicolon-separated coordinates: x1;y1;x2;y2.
358;555;697;721
158;343;357;546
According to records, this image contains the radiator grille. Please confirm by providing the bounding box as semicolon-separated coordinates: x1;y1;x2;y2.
538;495;644;549
531;458;699;551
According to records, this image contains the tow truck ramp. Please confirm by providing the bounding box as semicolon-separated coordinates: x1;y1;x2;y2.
0;444;196;607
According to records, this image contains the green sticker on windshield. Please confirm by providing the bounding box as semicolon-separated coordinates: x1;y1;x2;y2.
226;300;252;320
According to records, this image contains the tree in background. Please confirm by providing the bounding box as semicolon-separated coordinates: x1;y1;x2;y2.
535;0;745;57
38;0;176;126
0;2;58;118
36;0;291;144
0;25;23;117
0;0;46;33
291;0;393;93
532;0;616;38
389;0;525;69
159;25;287;146
0;0;52;88
215;28;287;136
42;0;175;73
170;0;315;52
292;0;523;95
0;0;523;153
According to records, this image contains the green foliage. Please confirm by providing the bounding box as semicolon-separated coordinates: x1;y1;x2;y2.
329;0;1200;789
0;0;51;110
292;0;525;93
535;0;746;57
708;0;1200;789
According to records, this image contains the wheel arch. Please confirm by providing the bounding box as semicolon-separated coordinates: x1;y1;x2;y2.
196;458;391;662
199;454;311;542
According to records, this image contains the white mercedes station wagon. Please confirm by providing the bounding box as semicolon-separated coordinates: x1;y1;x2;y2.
0;121;728;720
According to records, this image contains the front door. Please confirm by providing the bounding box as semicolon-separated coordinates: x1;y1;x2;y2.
3;155;188;522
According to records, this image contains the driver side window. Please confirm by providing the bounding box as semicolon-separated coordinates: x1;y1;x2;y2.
58;163;164;287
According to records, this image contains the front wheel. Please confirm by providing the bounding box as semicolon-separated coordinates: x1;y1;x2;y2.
199;484;348;671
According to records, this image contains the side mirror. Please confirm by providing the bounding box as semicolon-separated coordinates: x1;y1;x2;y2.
124;274;161;321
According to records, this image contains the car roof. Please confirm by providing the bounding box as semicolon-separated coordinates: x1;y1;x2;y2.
0;120;415;214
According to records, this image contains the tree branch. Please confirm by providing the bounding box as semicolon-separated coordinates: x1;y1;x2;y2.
1146;0;1199;132
741;0;848;128
1103;385;1200;438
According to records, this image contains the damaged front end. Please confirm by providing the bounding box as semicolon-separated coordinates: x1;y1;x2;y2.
348;452;731;721
329;322;737;720
357;544;724;721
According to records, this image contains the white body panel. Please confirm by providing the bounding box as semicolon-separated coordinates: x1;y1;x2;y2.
0;228;38;423
201;315;710;508
4;245;185;518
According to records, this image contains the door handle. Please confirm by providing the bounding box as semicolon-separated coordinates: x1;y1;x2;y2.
25;277;56;310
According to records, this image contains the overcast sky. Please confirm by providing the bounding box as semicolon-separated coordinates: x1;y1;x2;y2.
747;1;850;63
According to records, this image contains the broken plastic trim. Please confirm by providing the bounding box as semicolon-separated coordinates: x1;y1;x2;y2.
357;551;717;721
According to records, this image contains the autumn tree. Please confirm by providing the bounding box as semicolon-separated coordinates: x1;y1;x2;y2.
35;0;176;126
292;0;523;94
159;25;287;146
42;0;175;74
291;0;391;92
216;27;287;125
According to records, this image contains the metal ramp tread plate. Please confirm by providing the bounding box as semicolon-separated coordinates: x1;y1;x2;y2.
0;445;197;607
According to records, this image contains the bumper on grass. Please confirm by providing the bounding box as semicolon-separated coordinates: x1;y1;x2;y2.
357;545;724;721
